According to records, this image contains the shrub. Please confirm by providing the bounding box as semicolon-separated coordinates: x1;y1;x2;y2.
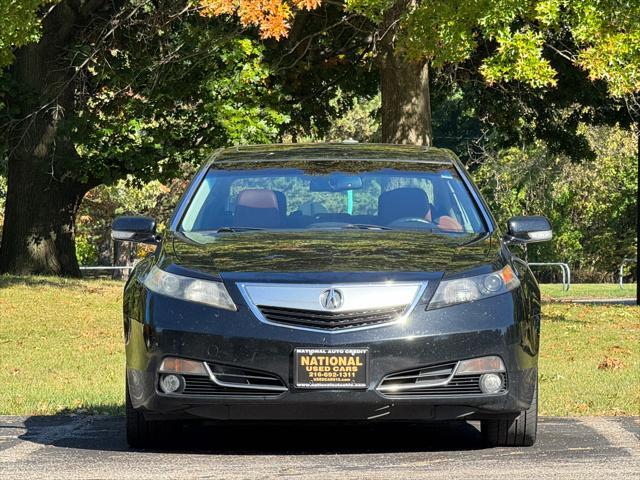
474;125;637;282
75;234;99;266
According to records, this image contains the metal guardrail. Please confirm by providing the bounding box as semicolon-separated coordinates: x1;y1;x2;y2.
528;262;571;291
79;266;134;271
618;257;637;289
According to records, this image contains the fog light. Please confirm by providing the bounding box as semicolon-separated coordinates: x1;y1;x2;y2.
479;373;503;394
160;374;183;394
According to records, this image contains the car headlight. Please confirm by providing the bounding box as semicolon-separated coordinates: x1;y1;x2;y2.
144;266;237;311
428;265;520;309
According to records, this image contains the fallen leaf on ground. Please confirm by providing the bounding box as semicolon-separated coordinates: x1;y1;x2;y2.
597;356;625;370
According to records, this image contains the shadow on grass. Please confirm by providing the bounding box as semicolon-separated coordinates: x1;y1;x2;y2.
19;414;486;454
56;404;125;416
0;274;121;290
542;312;587;324
560;299;637;306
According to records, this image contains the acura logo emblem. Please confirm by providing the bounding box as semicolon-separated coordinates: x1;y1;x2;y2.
320;288;344;310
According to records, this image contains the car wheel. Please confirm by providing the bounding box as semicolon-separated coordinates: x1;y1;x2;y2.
126;380;173;449
481;380;538;447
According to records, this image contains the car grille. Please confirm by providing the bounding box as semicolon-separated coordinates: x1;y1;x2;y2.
179;364;286;397
377;362;507;397
257;305;406;330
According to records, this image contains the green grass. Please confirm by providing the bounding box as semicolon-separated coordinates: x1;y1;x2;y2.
540;283;637;300
2;276;638;416
1;275;124;415
538;303;639;416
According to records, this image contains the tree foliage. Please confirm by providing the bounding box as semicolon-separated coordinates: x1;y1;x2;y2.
323;93;382;143
0;0;54;67
199;0;640;97
1;2;373;184
429;34;634;163
200;0;322;39
475;125;638;281
68;20;291;185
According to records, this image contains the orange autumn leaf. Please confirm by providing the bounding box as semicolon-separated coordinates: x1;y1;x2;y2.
199;0;321;39
199;0;237;16
292;0;322;10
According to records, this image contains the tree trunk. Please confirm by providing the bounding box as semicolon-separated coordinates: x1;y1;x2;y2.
0;160;88;276
0;1;108;276
381;55;432;145
379;1;432;146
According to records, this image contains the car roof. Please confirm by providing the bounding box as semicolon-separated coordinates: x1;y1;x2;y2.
209;143;457;165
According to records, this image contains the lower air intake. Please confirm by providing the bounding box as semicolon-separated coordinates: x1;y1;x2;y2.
178;363;286;397
377;362;507;397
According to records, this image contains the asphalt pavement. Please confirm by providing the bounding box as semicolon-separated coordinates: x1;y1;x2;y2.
0;415;638;479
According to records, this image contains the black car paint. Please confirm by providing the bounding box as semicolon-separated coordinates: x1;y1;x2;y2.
167;230;497;277
122;144;541;422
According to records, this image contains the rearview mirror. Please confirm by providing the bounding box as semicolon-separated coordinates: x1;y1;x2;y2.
310;174;363;192
111;216;158;244
505;216;552;244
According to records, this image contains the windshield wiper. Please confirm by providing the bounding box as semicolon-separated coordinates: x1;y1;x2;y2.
215;224;390;233
214;226;265;233
341;224;392;231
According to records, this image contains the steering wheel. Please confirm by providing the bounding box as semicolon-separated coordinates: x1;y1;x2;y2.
388;217;437;229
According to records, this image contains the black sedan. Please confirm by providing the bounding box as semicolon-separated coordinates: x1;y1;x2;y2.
112;144;552;448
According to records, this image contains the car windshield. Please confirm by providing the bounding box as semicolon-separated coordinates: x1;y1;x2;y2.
180;160;487;234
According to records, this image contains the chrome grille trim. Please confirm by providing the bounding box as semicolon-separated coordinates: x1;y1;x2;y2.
175;363;287;396
378;362;458;392
238;281;428;333
377;362;508;398
204;363;287;392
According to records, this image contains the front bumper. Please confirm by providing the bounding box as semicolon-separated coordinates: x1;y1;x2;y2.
125;287;539;422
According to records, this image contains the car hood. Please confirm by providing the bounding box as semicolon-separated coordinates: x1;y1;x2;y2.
164;230;500;276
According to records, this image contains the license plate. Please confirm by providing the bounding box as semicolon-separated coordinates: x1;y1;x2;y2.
294;348;369;389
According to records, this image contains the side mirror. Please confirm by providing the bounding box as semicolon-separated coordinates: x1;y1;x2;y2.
111;216;158;244
505;216;552;244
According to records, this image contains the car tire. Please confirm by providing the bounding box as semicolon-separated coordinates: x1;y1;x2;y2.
126;381;173;449
481;380;538;447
